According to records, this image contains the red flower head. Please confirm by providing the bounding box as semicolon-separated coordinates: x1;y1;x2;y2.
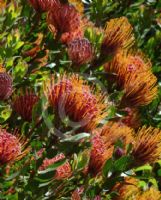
39;153;72;180
89;133;112;176
28;0;60;12
44;74;107;132
67;38;93;66
47;4;83;44
0;72;12;100
12;90;39;122
89;122;134;175
0;129;29;165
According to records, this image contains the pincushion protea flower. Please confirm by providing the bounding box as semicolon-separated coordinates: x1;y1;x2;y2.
89;133;113;176
0;129;29;165
44;74;107;132
122;69;157;107
0;64;5;73
113;177;140;200
89;123;134;175
101;17;134;58
137;187;161;200
0;0;6;13
47;4;83;44
12;90;39;122
67;38;93;65
104;52;157;107
0;72;12;100
113;178;161;200
39;153;72;180
132;126;161;166
104;51;151;85
100;122;134;147
69;0;84;14
28;0;60;12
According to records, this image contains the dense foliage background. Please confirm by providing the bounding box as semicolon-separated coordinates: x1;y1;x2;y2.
0;0;161;199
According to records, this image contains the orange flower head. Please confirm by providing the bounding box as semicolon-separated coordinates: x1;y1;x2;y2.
67;38;93;65
13;90;39;122
104;52;158;107
104;51;151;86
0;129;29;165
0;64;6;73
69;0;84;14
89;122;134;175
44;74;107;132
100;122;134;148
113;177;140;200
39;153;72;180
132;126;161;166
120;107;141;129
47;4;83;44
138;187;161;200
28;0;60;12
101;17;134;57
61;28;83;44
126;53;151;73
0;72;12;100
122;69;157;107
0;0;6;13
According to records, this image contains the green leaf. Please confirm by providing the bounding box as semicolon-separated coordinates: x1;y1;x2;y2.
60;133;90;142
103;158;113;177
135;165;152;172
157;169;161;176
114;156;132;172
5;171;21;181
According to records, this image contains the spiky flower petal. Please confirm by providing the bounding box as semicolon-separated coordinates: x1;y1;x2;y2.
28;0;60;12
67;38;93;65
113;177;140;200
137;187;161;200
0;129;29;165
100;122;134;147
0;72;12;100
89;123;134;175
104;52;157;107
39;153;72;180
101;17;134;57
13;90;39;122
113;178;161;200
44;74;107;132
132;127;161;166
69;0;84;14
89;133;113;175
47;4;83;44
122;69;157;107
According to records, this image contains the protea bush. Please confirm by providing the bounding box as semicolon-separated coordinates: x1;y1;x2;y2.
0;0;161;199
